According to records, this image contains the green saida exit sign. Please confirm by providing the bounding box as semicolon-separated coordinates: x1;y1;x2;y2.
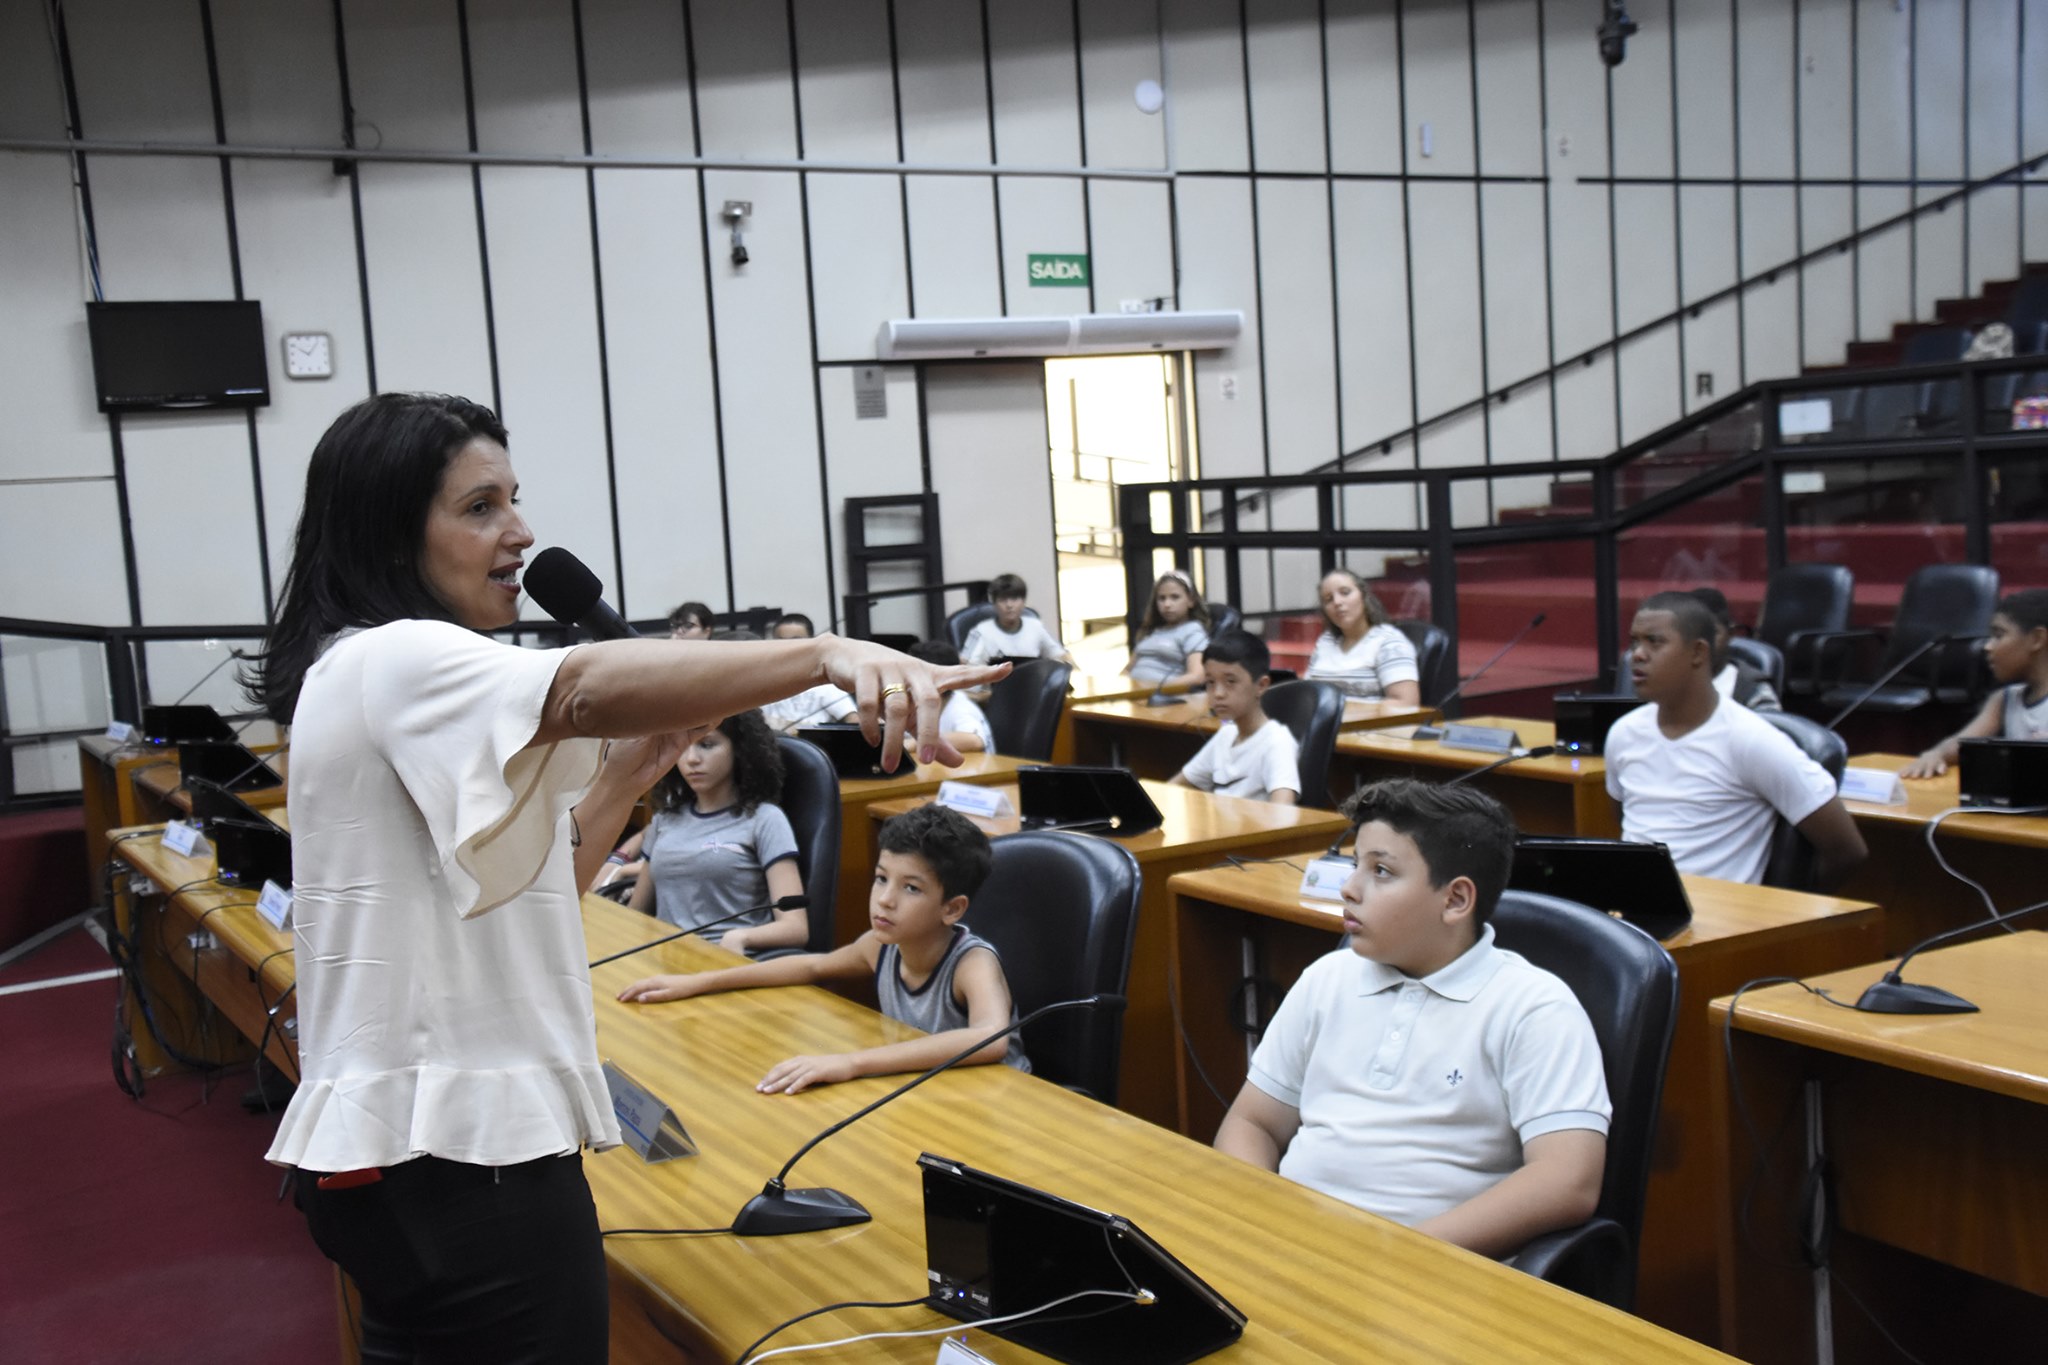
1027;253;1090;287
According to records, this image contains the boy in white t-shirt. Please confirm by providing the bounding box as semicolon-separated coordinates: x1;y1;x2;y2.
961;573;1075;668
1213;779;1609;1256
1171;630;1301;804
1606;591;1866;888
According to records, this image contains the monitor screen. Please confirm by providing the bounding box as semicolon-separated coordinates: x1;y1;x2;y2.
86;301;270;412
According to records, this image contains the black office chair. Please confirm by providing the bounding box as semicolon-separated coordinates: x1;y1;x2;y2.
1392;619;1454;708
966;831;1141;1103
946;602;1040;652
1726;637;1785;696
770;737;843;955
1492;891;1679;1311
1852;326;1972;437
1755;564;1854;699
1206;602;1243;638
982;658;1072;761
1752;711;1848;892
1806;564;2000;716
1260;680;1347;808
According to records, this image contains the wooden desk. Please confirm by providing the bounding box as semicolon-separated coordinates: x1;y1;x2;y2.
1838;752;2048;953
1170;858;1885;1350
586;896;1733;1364
864;780;1349;1130
830;753;1030;948
1050;674;1170;764
1711;933;2048;1363
1329;717;1622;837
79;736;178;879
1068;695;1434;794
129;748;288;817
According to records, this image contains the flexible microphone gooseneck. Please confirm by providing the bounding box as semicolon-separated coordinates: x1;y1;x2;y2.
1852;895;2048;1014
1413;613;1545;739
525;547;640;641
588;895;811;969
1822;633;1953;731
731;992;1127;1236
1445;744;1558;786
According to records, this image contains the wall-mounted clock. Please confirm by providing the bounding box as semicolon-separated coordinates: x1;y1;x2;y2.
283;332;333;380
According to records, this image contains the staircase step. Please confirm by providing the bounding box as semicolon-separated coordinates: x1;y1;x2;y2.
1934;296;2006;326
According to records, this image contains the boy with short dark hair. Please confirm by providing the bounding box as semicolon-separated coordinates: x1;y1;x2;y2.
617;804;1029;1092
771;613;815;640
962;573;1074;667
1687;586;1781;711
1903;588;2048;775
1171;630;1301;805
1213;779;1608;1256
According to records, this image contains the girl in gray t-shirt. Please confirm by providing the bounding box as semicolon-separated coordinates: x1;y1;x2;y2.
1127;568;1213;687
628;709;807;956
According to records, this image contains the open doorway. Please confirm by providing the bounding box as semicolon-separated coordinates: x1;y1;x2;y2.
1044;354;1195;674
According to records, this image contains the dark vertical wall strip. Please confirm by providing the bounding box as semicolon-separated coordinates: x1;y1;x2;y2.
2019;4;2029;272
1463;0;1494;517
1602;66;1622;448
1730;0;1748;386
1908;0;1919;311
786;0;839;618
1961;0;1971;290
978;0;1007;314
329;0;378;393
569;0;628;614
1317;0;1343;524
679;0;737;611
886;0;916;316
1535;0;1560;464
1070;0;1096;314
1849;0;1860;340
1237;0;1275;591
1393;0;1424;526
1792;0;1806;364
454;0;502;415
1667;0;1689;409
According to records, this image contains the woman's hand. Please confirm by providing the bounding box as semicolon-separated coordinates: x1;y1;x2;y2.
757;1052;860;1095
814;637;1008;769
617;973;703;1003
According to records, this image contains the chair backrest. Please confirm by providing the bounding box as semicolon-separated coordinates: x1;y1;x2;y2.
1391;618;1455;707
1206;602;1243;638
1751;711;1847;891
1490;891;1679;1308
775;737;844;953
1754;564;1854;652
966;831;1142;1102
982;658;1072;760
1613;645;1636;697
1260;680;1347;808
945;602;1039;651
1882;563;2001;684
1725;636;1785;694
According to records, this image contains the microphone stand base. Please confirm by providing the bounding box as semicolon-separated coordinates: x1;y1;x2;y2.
1853;979;1979;1014
1412;725;1446;742
731;1186;873;1237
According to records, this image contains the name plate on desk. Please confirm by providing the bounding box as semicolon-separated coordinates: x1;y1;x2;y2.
937;781;1013;818
1438;724;1520;754
1298;856;1355;903
255;880;294;930
936;1339;997;1365
1839;767;1907;805
161;820;205;857
105;721;136;743
603;1060;696;1164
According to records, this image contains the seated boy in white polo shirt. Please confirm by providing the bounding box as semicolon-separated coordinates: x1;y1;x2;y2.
1170;630;1301;805
1213;779;1609;1256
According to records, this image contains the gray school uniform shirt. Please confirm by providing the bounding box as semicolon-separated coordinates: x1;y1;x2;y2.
640;801;799;941
874;927;1031;1073
1129;620;1211;684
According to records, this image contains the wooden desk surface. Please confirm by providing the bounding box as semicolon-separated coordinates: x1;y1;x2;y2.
1334;716;1607;784
836;751;1029;802
583;896;1731;1364
1073;694;1435;735
1839;753;2048;850
132;751;290;814
1067;672;1182;703
1710;930;2048;1104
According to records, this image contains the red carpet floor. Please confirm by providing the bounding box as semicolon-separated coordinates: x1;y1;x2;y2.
0;928;334;1364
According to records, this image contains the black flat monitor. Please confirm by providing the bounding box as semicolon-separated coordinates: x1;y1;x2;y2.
141;704;238;746
86;300;270;412
797;724;913;780
178;740;283;795
1957;737;2048;810
189;778;291;889
1509;835;1693;942
1552;693;1640;757
920;1153;1245;1365
1016;766;1163;837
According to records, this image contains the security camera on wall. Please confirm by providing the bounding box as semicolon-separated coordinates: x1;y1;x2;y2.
1597;0;1638;68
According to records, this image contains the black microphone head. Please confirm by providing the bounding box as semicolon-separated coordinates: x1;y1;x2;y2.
1530;613;1546;627
524;547;604;626
1090;993;1128;1013
1524;744;1557;759
775;894;812;911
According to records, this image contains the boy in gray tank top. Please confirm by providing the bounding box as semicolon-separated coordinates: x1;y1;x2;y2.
616;805;1030;1091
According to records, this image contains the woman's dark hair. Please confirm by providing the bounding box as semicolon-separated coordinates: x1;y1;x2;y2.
1136;567;1213;640
243;393;509;723
651;709;785;815
1319;567;1390;637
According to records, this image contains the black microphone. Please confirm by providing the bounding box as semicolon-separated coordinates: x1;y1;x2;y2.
525;547;640;641
1414;613;1545;739
1445;744;1558;786
1851;893;2048;1014
588;894;811;969
731;992;1127;1236
1823;633;1953;731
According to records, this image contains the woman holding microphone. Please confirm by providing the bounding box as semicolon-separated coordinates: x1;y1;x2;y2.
247;392;1001;1362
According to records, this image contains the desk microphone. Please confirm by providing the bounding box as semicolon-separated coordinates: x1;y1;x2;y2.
1414;613;1544;740
731;992;1126;1236
1823;634;1954;731
1445;744;1558;786
588;895;811;969
1851;894;2048;1015
526;547;640;641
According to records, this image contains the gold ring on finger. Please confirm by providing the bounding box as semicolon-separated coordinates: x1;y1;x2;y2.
880;684;909;700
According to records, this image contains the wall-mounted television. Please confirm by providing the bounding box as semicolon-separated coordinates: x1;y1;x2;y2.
85;300;271;413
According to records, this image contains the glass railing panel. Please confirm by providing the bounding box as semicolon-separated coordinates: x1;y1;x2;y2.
1779;457;1967;627
1615;398;1762;511
1451;538;1597;705
1615;471;1770;630
1987;451;2048;594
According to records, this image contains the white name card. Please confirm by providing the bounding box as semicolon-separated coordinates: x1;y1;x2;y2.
603;1060;697;1164
937;781;1013;818
937;1338;997;1365
256;880;294;930
162;820;204;857
1298;856;1356;903
1779;397;1834;437
105;721;136;743
1839;767;1908;805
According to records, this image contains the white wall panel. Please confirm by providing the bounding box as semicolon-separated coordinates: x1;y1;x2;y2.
1681;298;1742;418
357;165;494;399
1174;178;1264;480
1735;0;1795;180
996;175;1088;316
691;0;799;161
1855;0;1914;178
582;0;695;157
63;0;212;140
905;176;1002;317
593;169;727;618
807;173;908;360
1680;185;1738;304
1797;0;1853;180
1800;188;1854;366
2;635;107;734
1407;183;1483;420
986;0;1081;165
86;157;236;301
1472;0;1543;178
1419;409;1486;471
2026;10;2048;264
923;362;1056;617
1480;184;1550;393
120;411;269;626
1163;0;1249;173
704;170;829;613
1325;0;1403;176
1333;180;1411;455
820;365;922;505
1742;253;1802;387
1543;9;1612;359
1964;3;2022;290
213;0;346;147
895;0;991;165
1244;0;1325;174
468;0;583;156
0;1;65;139
1078;0;1166;171
1617;331;1682;444
341;0;470;151
1608;0;1674;180
1914;209;1967;319
1673;0;1734;179
1487;387;1553;466
1399;0;1475;179
1912;4;1967;195
1614;186;1679;336
794;0;898;164
1255;180;1337;476
1085;180;1174;310
1553;354;1617;461
1856;187;1914;339
0;153;108;481
0;481;131;627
